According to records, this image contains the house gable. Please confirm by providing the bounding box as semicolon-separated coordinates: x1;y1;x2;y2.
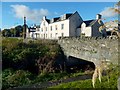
91;20;105;37
69;11;83;36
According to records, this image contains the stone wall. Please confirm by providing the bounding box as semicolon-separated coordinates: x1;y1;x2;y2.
58;36;119;66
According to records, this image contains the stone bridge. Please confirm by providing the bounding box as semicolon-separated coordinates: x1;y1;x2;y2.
58;36;119;66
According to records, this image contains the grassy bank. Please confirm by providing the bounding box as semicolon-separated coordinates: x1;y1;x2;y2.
49;65;119;89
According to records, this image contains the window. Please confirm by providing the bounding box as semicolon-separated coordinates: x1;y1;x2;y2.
55;25;57;30
61;33;64;37
41;28;43;32
51;34;52;38
44;34;45;38
61;24;64;29
50;26;52;31
55;33;58;37
46;27;47;31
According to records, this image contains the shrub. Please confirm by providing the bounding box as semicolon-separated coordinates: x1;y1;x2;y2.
2;69;33;90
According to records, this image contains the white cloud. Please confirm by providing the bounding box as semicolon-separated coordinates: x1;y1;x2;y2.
11;4;49;23
100;7;118;18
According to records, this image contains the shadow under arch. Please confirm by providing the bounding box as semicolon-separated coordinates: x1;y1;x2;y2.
65;56;95;73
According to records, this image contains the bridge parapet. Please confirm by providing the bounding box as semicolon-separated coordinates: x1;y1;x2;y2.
58;36;119;66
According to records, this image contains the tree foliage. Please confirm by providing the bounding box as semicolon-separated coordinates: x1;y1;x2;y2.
2;25;23;37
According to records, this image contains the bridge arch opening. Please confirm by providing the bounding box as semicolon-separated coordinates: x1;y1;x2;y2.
65;56;95;73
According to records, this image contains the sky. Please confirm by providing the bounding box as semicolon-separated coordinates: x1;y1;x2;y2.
1;2;118;30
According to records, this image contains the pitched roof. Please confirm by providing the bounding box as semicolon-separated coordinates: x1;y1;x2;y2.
83;20;96;27
54;17;60;22
46;19;50;23
77;19;97;28
28;27;36;32
66;13;73;19
50;13;73;23
44;11;80;24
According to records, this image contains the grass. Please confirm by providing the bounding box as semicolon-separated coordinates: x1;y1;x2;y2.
31;70;91;84
49;65;119;89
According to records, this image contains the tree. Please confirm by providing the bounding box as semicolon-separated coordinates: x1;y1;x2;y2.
2;25;24;37
10;28;15;37
9;25;23;37
2;29;11;37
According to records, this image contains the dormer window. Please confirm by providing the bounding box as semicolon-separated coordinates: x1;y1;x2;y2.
61;14;66;20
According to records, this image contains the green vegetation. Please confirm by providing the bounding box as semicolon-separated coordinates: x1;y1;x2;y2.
2;25;23;37
2;38;119;89
49;65;119;89
2;38;90;90
2;37;65;90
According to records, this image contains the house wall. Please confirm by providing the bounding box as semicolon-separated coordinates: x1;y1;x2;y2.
81;23;86;34
69;12;83;36
81;20;105;37
29;32;35;38
26;28;30;38
81;23;92;37
49;20;69;39
92;20;103;37
84;27;92;37
40;19;49;39
76;28;81;36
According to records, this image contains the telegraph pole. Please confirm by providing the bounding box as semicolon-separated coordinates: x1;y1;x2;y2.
23;16;27;39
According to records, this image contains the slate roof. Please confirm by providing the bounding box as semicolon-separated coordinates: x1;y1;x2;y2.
56;13;73;22
44;11;79;24
83;20;96;27
77;19;96;28
53;17;60;22
46;19;50;23
28;27;36;32
65;13;73;19
48;13;73;23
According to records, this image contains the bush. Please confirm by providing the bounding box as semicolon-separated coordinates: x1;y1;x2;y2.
2;38;64;74
2;69;33;90
2;38;66;89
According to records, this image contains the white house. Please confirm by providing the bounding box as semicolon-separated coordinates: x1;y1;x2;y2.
81;14;107;37
26;12;106;39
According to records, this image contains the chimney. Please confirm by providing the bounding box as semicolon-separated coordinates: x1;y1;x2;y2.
43;16;46;20
96;14;102;20
51;18;54;23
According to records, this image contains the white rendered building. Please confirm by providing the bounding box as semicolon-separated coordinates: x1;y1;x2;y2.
27;12;106;39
